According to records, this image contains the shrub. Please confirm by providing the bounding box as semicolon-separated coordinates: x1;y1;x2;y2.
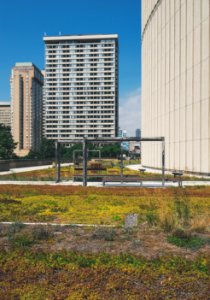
7;222;26;236
92;228;116;241
32;226;52;241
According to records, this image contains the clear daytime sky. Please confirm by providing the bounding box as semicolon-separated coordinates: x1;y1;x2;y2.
0;0;141;135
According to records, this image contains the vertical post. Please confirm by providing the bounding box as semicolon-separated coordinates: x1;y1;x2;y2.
162;138;165;187
83;138;87;187
73;150;75;165
120;142;123;177
55;141;60;183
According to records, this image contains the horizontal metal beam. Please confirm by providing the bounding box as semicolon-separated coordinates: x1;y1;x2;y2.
57;137;164;144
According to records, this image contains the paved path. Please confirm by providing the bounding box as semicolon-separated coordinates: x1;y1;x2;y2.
126;164;210;179
0;179;210;187
0;163;72;175
0;163;209;187
0;221;115;227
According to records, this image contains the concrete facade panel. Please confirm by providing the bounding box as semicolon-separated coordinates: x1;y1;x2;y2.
142;0;210;174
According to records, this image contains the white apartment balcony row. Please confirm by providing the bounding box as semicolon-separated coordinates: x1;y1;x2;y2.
45;69;115;74
45;95;116;99
45;136;116;139
46;45;115;50
46;50;116;56
45;85;116;90
44;102;115;106
45;94;116;98
45;89;116;94
45;121;114;124
45;132;115;136
45;55;115;61
45;72;115;78
46;65;116;70
46;47;116;52
45;90;116;94
45;79;116;83
46;42;115;47
45;109;116;113
45;64;116;68
45;115;115;120
45;75;117;86
44;99;116;103
45;118;115;122
45;70;116;75
45;115;115;121
45;78;115;83
45;52;115;58
45;105;115;109
45;125;115;129
45;58;116;63
45;62;115;67
44;81;115;86
45;79;115;88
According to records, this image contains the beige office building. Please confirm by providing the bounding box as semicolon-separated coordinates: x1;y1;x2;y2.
0;102;11;127
141;0;210;175
10;63;44;156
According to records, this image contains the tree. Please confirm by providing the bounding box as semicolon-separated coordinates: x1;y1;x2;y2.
27;138;55;159
0;124;17;159
99;143;121;158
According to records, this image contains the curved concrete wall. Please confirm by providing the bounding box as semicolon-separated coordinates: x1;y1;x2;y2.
141;0;210;174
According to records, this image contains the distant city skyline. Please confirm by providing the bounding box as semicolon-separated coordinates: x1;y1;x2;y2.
0;0;141;135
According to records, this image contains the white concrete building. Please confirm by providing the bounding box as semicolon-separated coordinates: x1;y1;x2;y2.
141;0;210;175
43;34;118;141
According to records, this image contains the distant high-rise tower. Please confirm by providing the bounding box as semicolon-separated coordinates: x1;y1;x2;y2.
10;63;44;156
43;34;118;141
0;102;11;127
142;0;210;175
135;128;141;138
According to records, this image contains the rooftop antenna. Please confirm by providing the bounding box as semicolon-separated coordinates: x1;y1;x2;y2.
44;32;47;36
59;31;62;36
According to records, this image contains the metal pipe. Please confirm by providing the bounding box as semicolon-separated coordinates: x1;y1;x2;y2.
120;143;123;177
83;138;87;187
58;137;165;144
162;139;165;187
55;141;60;183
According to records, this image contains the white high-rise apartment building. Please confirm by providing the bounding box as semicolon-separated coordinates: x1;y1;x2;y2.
141;0;210;175
43;34;118;141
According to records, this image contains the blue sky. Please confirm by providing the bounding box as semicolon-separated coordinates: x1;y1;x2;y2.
0;0;141;134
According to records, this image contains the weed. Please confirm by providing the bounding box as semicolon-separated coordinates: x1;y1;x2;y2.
159;212;176;232
146;211;158;226
174;197;191;226
190;215;210;233
11;235;33;249
112;215;122;222
167;231;206;250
